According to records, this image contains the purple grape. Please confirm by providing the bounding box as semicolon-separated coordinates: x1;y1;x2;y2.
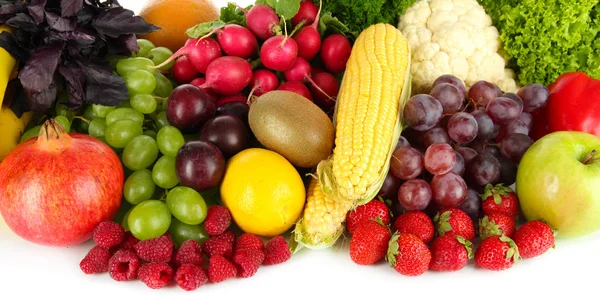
397;179;432;211
166;84;216;133
403;94;444;131
402;128;425;149
500;133;534;164
423;127;452;148
472;109;495;142
498;157;518;185
216;102;249;126
456;147;478;164
447;112;478;144
517;84;550;112
430;83;464;114
501;92;524;114
518;112;533;130
395;136;410;150
378;171;402;200
431;172;468;208
505;119;529;136
458;189;482;221
483;145;501;159
424;143;456;175
433;74;467;98
450;151;465;176
466;153;501;187
199;115;250;158
468;81;502;107
176;141;225;192
438;116;451;130
391;147;423;180
491;124;501;139
485;97;522;124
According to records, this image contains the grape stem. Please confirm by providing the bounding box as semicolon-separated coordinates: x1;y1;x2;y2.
582;150;597;165
73;116;91;124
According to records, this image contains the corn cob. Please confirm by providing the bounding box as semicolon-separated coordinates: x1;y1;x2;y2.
294;176;354;249
317;23;411;205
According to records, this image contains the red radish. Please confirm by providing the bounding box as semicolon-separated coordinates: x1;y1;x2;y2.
309;72;340;111
0;120;123;246
278;81;312;101
284;57;311;82
291;1;319;26
190;78;218;102
293;0;323;61
217;24;259;59
260;35;299;71
320;34;352;73
200;56;253;96
216;93;247;106
241;4;280;41
154;37;222;74
312;65;326;75
250;69;279;96
172;56;198;84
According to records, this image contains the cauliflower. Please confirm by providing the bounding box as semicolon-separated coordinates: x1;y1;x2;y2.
398;0;518;94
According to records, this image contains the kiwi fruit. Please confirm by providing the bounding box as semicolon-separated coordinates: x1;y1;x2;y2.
248;90;334;168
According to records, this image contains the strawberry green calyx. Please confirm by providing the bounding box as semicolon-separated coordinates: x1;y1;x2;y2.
500;235;520;264
433;211;452;236
456;235;473;259
481;184;513;204
377;196;393;208
386;232;400;267
478;216;503;240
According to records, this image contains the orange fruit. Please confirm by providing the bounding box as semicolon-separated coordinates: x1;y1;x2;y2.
139;0;220;52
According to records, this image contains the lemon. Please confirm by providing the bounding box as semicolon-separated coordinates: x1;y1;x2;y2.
220;148;306;237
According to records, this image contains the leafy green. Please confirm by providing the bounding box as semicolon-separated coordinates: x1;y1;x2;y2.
255;0;301;19
318;11;358;40
219;2;248;25
186;20;226;39
320;0;417;34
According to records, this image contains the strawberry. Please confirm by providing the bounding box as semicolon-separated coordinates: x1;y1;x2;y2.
474;235;519;271
349;218;392;265
481;184;519;218
479;214;516;240
429;235;473;272
513;220;555;259
386;232;431;276
433;208;475;240
393;211;435;244
346;199;391;234
207;255;237;283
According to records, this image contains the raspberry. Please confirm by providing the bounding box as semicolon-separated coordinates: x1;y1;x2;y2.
234;233;264;252
208;255;237;283
138;262;174;289
80;245;111;274
219;230;236;246
204;206;231;236
175;264;208;291
203;232;234;259
108;250;140;281
173;240;204;267
134;235;174;263
117;232;140;251
93;221;125;249
233;249;264;278
263;236;291;265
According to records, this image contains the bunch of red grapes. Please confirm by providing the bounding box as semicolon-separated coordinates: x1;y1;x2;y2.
378;75;549;221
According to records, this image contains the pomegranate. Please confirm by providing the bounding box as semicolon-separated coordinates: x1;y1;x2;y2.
0;119;124;246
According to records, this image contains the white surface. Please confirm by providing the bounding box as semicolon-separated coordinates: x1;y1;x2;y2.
1;0;599;304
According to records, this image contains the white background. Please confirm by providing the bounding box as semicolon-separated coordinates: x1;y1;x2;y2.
1;0;599;304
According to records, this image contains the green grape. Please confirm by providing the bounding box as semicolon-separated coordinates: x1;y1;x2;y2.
116;57;156;76
166;186;207;225
144;129;157;139
88;118;107;138
152;155;178;189
106;108;144;126
135;39;155;57
155;111;170;129
54;115;71;132
153;70;174;98
122;135;159;170
124;169;156;205
105;119;143;148
117;100;131;108
156;126;185;157
112;200;132;224
168;217;209;247
130;94;157;114
122;208;132;232
127;200;171;240
92;104;115;118
148;47;175;71
20;125;41;142
55;103;74;120
125;70;156;95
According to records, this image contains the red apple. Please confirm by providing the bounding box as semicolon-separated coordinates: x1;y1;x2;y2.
0;119;123;246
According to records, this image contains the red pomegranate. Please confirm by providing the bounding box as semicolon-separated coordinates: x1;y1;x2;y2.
0;119;124;246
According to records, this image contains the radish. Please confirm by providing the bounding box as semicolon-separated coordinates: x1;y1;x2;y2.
293;0;323;61
190;77;218;102
200;56;253;96
309;72;340;111
238;4;280;41
216;93;247;106
320;34;352;73
154;37;222;74
283;57;312;82
291;1;319;27
278;81;312;101
250;69;279;96
260;35;299;71
172;56;198;84
217;24;259;59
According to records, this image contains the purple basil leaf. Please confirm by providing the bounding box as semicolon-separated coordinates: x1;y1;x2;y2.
0;31;27;61
76;5;93;25
6;13;37;32
18;43;64;93
57;30;95;44
61;0;83;17
0;1;26;15
26;0;46;24
25;82;57;112
58;65;85;108
45;11;77;32
92;7;159;38
78;63;128;106
6;78;30;118
107;33;138;55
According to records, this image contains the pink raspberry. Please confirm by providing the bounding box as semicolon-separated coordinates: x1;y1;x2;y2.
134;235;174;263
93;221;125;248
173;240;204;267
207;255;237;283
80;245;111;274
233;249;264;278
203;231;235;259
234;233;264;252
117;232;140;251
263;236;291;265
175;264;208;291
204;206;231;236
108;250;140;281
138;262;174;289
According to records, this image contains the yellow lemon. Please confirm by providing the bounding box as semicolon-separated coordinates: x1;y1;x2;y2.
220;148;306;237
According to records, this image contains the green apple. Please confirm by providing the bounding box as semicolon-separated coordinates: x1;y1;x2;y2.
516;131;600;238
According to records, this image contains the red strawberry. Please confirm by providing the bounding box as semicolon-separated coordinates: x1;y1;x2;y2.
349;218;392;265
474;235;519;271
479;214;516;240
481;184;519;218
393;211;435;244
204;206;232;236
346;199;391;234
433;208;475;240
513;220;555;259
207;255;237;283
263;236;291;265
386;232;431;276
233;249;265;278
429;235;473;272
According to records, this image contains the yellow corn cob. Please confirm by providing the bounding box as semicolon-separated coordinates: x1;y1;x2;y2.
317;23;411;205
294;176;354;249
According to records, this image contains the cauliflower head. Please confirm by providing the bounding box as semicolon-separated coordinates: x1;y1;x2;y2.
398;0;518;94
